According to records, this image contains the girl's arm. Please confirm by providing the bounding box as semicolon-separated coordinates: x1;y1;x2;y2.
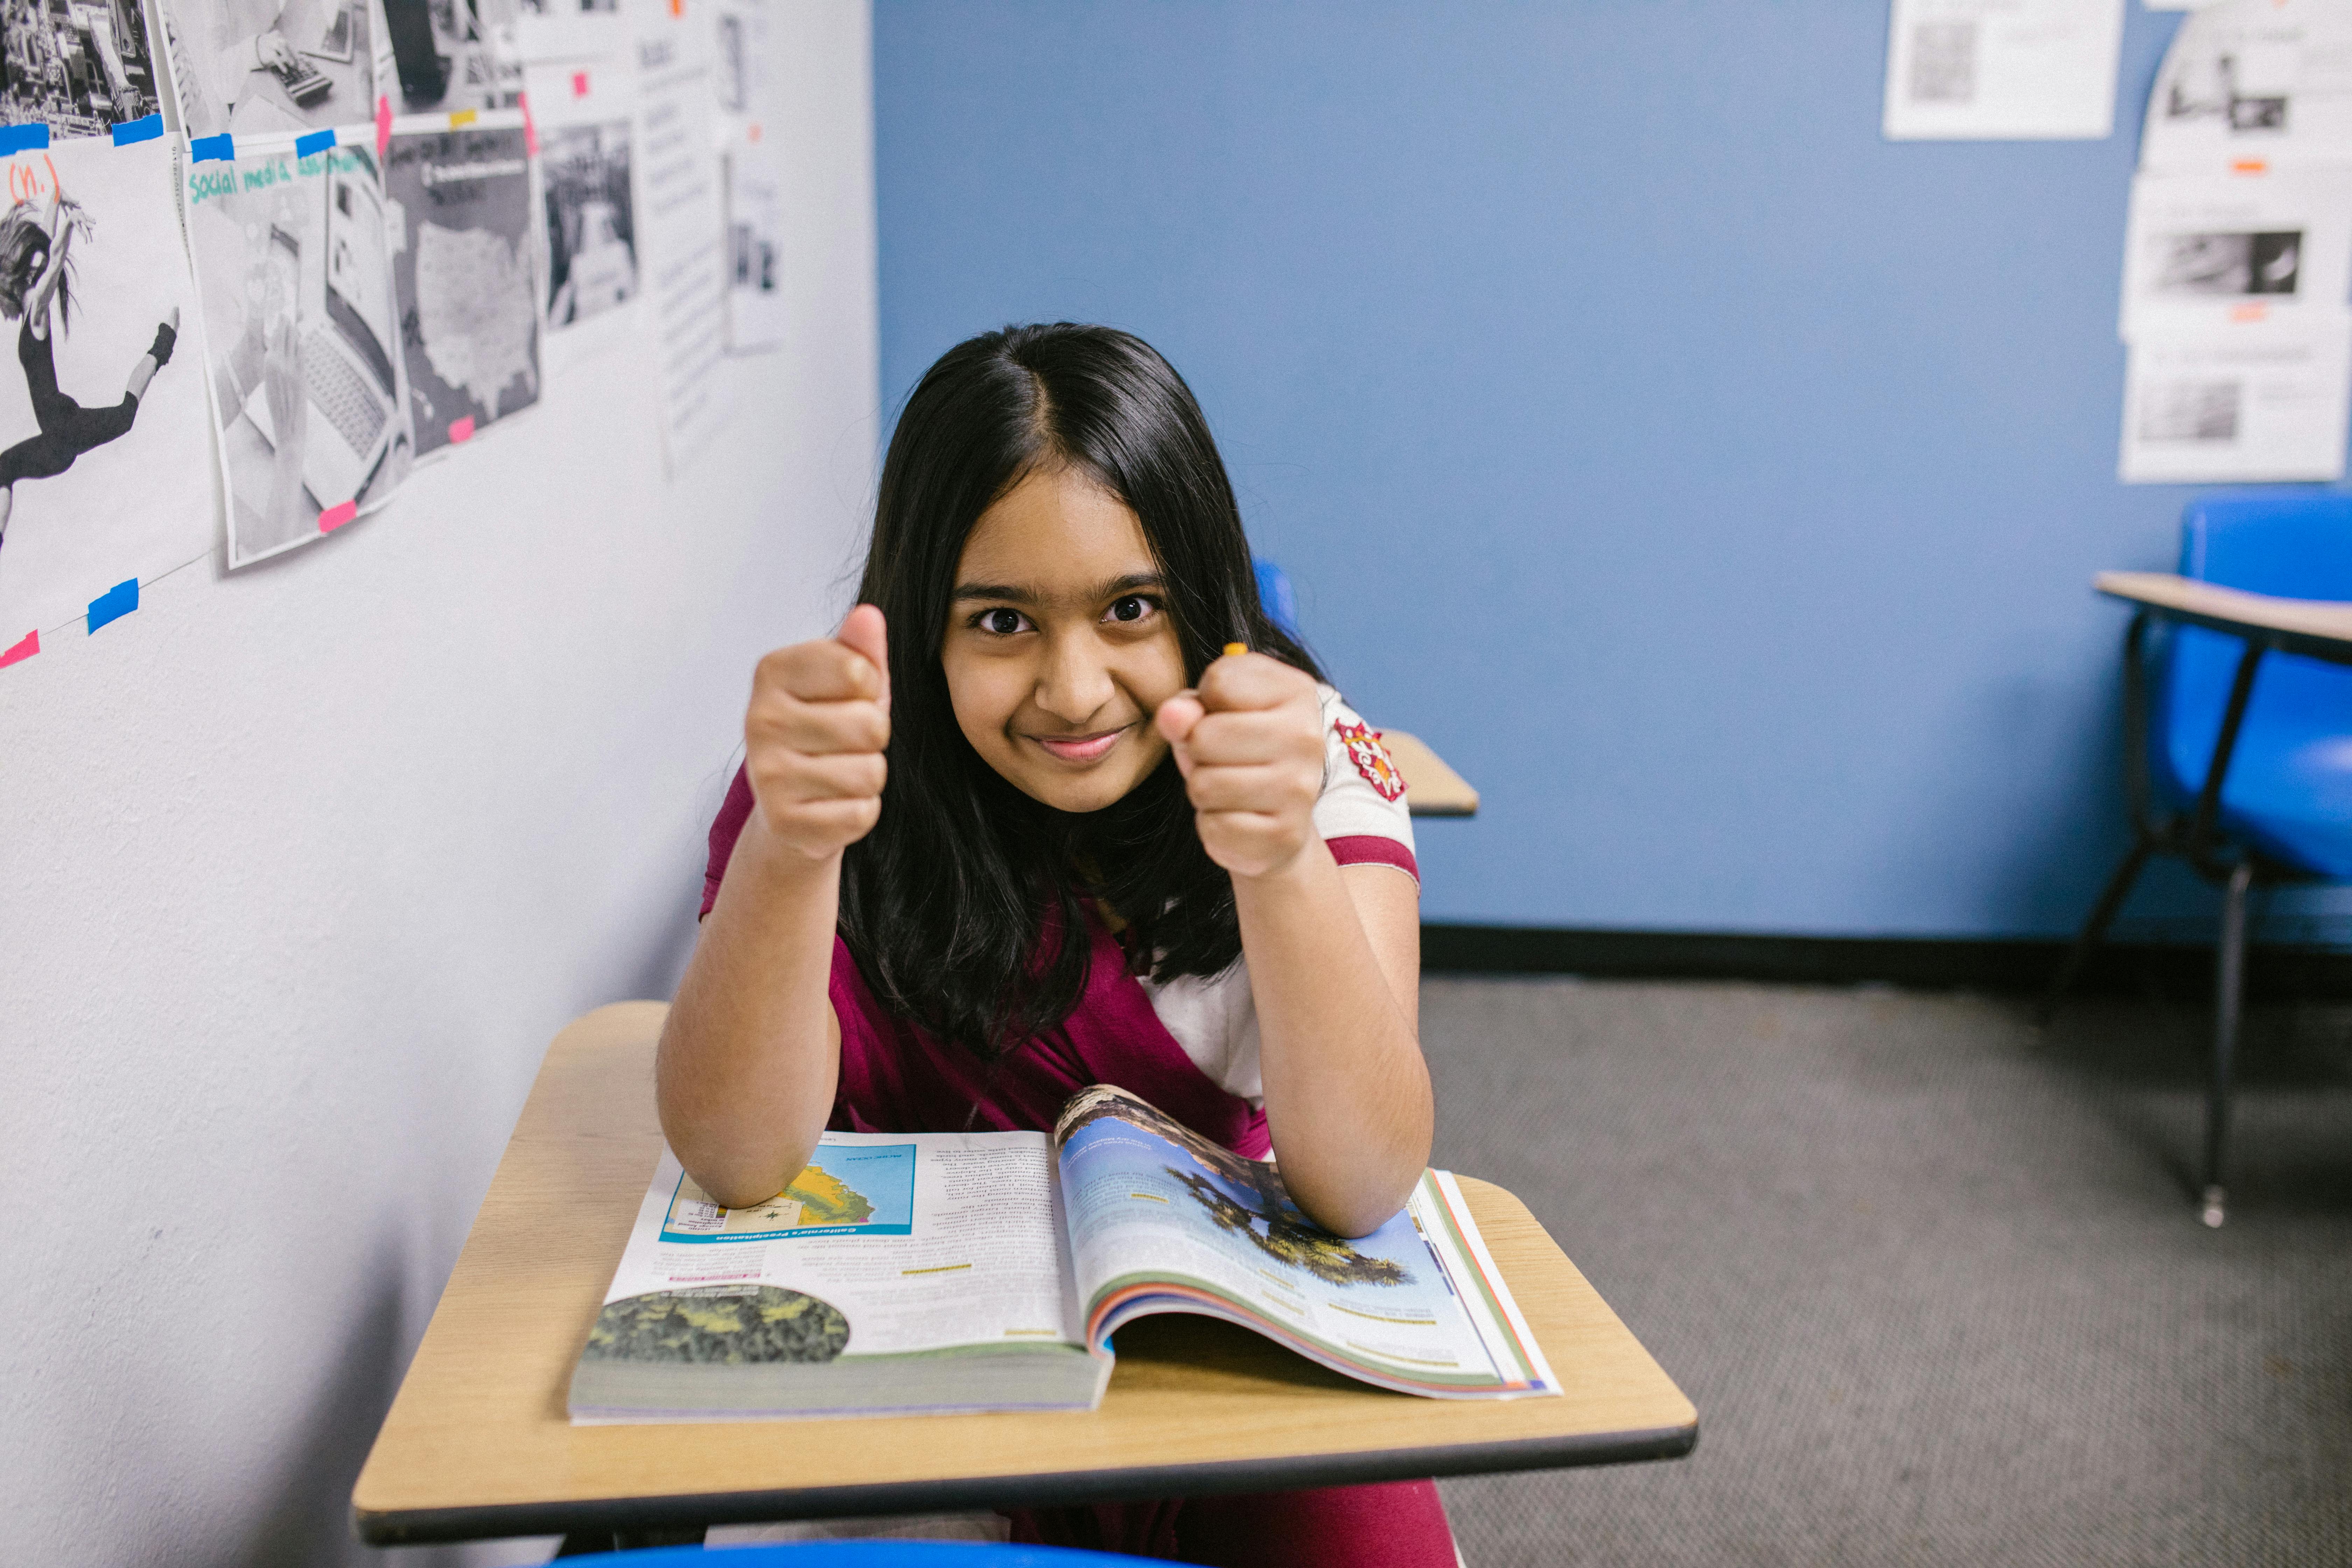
656;607;892;1207
23;201;77;334
1157;660;1432;1238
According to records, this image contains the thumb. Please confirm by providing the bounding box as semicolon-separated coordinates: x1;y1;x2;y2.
836;603;890;712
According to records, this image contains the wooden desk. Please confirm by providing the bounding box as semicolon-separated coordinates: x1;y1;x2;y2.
354;1004;1693;1546
2095;570;2352;667
1384;730;1480;818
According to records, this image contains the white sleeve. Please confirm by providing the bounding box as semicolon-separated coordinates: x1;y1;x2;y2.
1311;685;1417;878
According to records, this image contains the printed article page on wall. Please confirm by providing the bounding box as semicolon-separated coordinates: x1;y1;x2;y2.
0;136;211;653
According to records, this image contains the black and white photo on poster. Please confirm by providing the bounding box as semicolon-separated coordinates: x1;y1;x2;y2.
184;135;413;565
383;119;538;457
0;137;212;639
722;141;779;352
157;0;376;138
1;0;164;138
371;0;519;116
710;0;763;118
543;116;632;328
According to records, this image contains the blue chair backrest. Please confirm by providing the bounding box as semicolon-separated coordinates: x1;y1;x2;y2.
2152;492;2352;811
1253;558;1300;640
2180;491;2352;597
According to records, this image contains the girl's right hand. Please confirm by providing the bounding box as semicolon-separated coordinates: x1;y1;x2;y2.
744;605;892;861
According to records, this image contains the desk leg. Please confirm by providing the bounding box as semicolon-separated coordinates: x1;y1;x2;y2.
2200;859;2254;1229
554;1527;707;1555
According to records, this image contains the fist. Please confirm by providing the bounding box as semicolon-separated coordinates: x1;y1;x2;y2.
1154;651;1324;880
744;605;892;861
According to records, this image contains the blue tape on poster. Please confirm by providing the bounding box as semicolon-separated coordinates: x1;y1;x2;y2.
111;113;162;146
86;578;137;634
0;123;50;154
190;133;234;162
294;128;335;157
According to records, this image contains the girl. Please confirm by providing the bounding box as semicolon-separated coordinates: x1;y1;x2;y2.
662;323;1453;1565
0;194;178;544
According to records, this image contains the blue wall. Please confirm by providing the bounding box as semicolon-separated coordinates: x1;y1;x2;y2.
874;2;2345;940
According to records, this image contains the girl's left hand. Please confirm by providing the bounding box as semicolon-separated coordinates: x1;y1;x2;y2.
1155;652;1325;880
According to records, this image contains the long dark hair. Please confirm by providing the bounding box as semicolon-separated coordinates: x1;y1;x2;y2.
839;323;1321;1058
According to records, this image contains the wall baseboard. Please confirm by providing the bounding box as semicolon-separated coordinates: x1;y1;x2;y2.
1420;923;2352;1002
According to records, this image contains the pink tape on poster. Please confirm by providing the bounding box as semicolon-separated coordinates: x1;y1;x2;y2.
0;628;36;667
520;92;538;154
318;500;358;532
376;95;392;158
448;415;475;444
572;70;590;97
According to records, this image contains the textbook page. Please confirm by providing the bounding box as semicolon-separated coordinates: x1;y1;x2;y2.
2141;0;2352;173
592;1132;1088;1371
1883;0;2124;141
1052;1087;1558;1399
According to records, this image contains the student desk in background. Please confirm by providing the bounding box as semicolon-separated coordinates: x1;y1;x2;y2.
1385;731;1479;818
352;1004;1688;1547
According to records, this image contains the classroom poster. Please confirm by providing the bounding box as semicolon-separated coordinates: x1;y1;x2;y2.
183;133;414;565
369;0;521;118
2140;0;2352;173
383;118;541;457
158;0;378;139
530;60;637;346
634;7;723;470
2118;164;2352;340
1;0;168;137
1882;0;2124;140
0;136;214;651
2119;315;2352;482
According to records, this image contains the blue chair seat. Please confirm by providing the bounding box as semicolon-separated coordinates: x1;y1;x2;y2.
2155;626;2352;879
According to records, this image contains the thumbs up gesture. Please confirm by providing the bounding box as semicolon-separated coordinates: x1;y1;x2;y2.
744;605;893;861
1155;650;1325;880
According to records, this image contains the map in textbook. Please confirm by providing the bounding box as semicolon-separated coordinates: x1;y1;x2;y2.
661;1142;917;1241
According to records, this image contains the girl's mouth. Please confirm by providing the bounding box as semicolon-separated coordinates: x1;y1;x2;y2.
1026;726;1128;763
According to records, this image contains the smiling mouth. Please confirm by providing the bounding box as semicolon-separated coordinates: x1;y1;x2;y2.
1025;726;1130;763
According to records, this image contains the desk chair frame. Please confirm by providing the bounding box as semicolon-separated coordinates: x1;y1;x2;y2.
2044;610;2318;1228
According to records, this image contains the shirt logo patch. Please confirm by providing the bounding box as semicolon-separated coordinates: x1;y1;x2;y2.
1335;720;1406;802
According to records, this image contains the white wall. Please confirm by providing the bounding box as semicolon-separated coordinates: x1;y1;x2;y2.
0;5;876;1562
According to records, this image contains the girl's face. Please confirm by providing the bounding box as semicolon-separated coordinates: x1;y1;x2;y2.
942;465;1187;814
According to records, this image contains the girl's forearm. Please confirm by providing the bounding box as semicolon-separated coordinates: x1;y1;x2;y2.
655;813;845;1206
1235;842;1431;1237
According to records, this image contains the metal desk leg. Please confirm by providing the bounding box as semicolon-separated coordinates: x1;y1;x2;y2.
2202;860;2255;1228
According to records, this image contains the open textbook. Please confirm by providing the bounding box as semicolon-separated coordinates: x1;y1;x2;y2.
570;1085;1558;1421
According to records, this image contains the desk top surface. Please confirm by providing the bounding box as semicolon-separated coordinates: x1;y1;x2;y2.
2095;571;2352;666
354;1003;1694;1545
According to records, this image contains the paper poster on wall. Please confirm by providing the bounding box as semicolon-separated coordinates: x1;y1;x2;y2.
710;0;765;120
2118;164;2352;338
512;0;618;63
529;60;635;344
370;0;520;117
383;117;539;457
2140;0;2352;172
0;137;212;647
2;0;168;136
2119;315;2352;481
1883;0;2124;140
185;134;413;565
158;0;377;138
722;143;779;352
635;15;722;469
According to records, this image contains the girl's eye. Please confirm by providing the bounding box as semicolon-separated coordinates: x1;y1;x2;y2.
975;607;1030;636
1105;595;1158;625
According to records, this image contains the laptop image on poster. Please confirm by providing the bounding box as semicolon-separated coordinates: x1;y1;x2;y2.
245;157;403;510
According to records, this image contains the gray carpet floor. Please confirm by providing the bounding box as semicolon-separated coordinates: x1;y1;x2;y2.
1423;977;2352;1568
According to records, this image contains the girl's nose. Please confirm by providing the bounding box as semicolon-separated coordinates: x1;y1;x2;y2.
1033;632;1116;723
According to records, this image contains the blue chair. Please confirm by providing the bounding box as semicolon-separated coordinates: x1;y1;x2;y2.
2047;493;2352;1225
1253;558;1300;642
589;1543;1174;1565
